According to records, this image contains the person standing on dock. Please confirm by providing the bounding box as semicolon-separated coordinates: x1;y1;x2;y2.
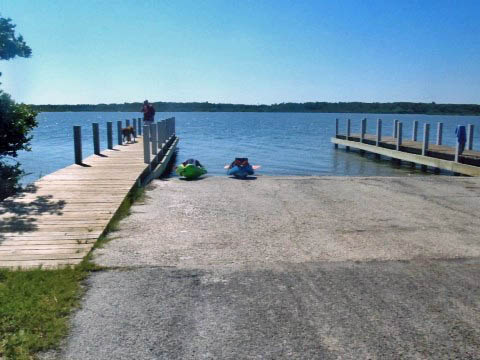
141;100;156;123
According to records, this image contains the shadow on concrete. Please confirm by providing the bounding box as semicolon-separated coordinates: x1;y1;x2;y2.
0;185;66;243
178;176;208;182
228;176;258;181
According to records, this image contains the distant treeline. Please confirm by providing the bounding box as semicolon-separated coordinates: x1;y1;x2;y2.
30;101;480;115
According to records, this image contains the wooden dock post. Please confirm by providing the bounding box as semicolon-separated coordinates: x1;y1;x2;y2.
436;122;443;145
163;119;168;141
376;119;382;146
143;125;150;164
393;119;399;138
455;141;460;163
334;118;339;148
346;119;351;151
133;118;137;135
422;123;430;156
375;119;382;159
359;118;366;155
396;122;403;150
360;118;366;143
412;120;418;141
107;121;113;149
126;119;130;127
73;126;82;165
157;122;163;155
138;118;142;135
92;123;100;155
467;124;474;150
117;120;123;145
150;123;158;155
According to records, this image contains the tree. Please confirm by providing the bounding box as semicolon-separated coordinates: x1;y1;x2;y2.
0;15;37;200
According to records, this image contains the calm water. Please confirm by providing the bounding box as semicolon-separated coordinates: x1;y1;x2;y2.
15;112;480;184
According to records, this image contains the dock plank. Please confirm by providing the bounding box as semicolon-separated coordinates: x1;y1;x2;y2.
0;134;178;268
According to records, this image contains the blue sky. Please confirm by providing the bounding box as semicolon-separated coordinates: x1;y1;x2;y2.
1;0;479;105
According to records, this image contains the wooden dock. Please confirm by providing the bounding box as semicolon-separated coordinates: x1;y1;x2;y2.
332;129;480;176
0;119;178;269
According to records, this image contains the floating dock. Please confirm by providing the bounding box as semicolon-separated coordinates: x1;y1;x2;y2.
332;118;480;176
0;118;178;269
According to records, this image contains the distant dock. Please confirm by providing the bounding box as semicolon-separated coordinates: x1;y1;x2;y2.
331;118;480;176
0;117;178;269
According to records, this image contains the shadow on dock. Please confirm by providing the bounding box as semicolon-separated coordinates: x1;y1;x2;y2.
0;185;66;243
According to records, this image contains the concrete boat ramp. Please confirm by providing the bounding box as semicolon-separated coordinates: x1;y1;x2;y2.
57;176;480;359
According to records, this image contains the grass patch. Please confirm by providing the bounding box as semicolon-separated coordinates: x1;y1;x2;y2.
0;185;145;359
0;260;101;359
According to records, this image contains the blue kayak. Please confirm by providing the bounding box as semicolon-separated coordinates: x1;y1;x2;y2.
226;158;254;178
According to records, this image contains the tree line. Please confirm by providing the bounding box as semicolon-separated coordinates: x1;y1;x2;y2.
31;101;480;115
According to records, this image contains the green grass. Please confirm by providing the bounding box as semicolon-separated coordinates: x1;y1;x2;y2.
0;260;100;359
0;185;145;359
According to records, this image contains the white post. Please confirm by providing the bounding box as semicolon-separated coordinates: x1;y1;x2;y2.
412;120;418;141
150;123;158;155
436;122;443;145
360;118;366;143
467;124;474;150
393;119;399;138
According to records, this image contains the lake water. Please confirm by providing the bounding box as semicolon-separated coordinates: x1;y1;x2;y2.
15;112;480;184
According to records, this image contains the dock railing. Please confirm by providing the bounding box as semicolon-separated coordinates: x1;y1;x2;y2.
72;116;177;183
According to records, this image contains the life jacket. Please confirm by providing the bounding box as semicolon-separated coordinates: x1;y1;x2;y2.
230;158;249;168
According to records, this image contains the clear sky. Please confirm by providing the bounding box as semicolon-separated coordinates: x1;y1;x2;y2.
1;0;479;105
